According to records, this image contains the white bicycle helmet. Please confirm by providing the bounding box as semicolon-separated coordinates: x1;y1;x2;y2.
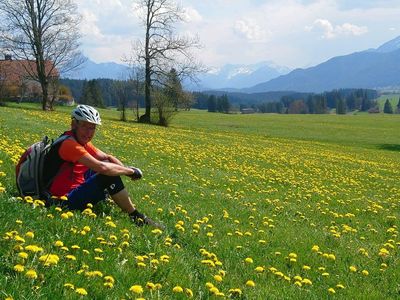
71;105;102;125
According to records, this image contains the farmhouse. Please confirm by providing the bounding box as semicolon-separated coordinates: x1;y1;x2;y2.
0;54;59;102
241;108;256;114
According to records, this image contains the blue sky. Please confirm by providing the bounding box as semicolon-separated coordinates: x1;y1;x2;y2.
75;0;400;69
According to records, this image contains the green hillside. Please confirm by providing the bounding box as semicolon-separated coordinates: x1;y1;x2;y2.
0;104;399;299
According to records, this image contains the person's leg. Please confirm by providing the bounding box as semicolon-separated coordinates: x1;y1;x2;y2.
111;189;135;214
67;173;162;227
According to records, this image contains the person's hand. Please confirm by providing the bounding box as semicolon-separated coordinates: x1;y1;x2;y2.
127;166;143;180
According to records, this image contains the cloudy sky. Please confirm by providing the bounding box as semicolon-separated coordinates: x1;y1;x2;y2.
75;0;400;69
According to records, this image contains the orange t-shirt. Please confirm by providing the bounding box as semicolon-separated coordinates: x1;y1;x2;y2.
49;137;99;196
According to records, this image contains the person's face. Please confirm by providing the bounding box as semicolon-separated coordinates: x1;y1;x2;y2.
74;120;96;145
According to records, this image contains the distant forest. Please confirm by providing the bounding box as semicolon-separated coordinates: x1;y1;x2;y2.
61;78;379;114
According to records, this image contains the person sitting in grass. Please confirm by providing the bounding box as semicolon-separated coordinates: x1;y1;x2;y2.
43;104;160;228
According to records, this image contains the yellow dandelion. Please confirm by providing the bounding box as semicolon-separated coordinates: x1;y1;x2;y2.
25;231;34;238
173;286;184;293
349;266;357;272
64;283;75;289
13;264;25;272
185;288;194;298
294;281;302;287
328;288;336;294
104;276;115;283
214;275;223;282
255;266;265;273
244;257;253;264
130;285;143;294
146;282;156;290
246;280;256;287
75;288;88;296
25;269;38;279
54;240;64;247
18;252;28;259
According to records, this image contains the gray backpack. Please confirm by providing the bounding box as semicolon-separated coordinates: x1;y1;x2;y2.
15;135;69;199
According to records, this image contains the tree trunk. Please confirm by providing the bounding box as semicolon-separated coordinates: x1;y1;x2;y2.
41;82;49;110
139;60;151;123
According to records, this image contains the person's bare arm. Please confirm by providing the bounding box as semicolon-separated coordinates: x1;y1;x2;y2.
78;154;134;177
95;149;124;166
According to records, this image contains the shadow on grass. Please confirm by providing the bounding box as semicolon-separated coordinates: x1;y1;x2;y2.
377;144;400;152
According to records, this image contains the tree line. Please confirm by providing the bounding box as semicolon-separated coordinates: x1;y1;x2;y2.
192;88;386;114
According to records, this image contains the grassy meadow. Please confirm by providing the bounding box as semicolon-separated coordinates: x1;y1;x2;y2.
0;104;399;299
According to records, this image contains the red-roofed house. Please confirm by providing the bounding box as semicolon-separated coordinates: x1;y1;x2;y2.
0;54;59;102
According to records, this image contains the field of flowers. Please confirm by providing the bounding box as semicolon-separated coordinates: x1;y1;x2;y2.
0;105;399;299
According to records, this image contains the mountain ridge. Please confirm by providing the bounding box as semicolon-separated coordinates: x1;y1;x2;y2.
241;35;400;93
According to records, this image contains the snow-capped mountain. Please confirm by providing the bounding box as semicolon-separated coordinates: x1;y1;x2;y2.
63;58;290;91
62;58;130;80
191;61;291;91
244;35;400;93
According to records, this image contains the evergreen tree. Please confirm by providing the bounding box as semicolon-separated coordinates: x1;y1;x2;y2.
397;97;400;113
80;80;92;105
219;94;231;113
383;99;393;114
80;80;104;107
360;96;372;111
164;68;183;111
336;97;346;114
89;80;104;108
207;95;216;112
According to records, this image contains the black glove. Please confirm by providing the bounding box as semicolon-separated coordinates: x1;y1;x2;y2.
128;166;143;180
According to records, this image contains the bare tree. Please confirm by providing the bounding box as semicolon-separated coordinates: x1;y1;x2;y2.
0;62;6;101
0;0;84;110
133;0;203;124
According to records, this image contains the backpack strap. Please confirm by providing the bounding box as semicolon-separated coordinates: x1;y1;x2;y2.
40;134;73;195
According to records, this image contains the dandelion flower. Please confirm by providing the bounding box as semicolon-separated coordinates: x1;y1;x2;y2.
311;245;320;252
130;285;143;294
185;288;194;297
246;280;256;287
25;245;43;253
294;281;302;287
244;257;253;264
54;240;64;247
328;288;336;294
173;286;184;293
64;283;75;289
349;266;357;272
255;266;265;273
18;252;28;259
75;288;88;296
25;269;38;279
13;264;25;272
104;276;115;283
25;231;34;238
361;270;369;276
146;282;156;290
214;275;223;282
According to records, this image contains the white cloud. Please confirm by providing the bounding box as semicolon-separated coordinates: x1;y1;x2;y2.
233;19;270;42
182;7;203;23
71;0;400;68
308;18;368;39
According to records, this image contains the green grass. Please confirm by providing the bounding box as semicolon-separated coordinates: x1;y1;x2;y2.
376;93;400;110
0;103;399;299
